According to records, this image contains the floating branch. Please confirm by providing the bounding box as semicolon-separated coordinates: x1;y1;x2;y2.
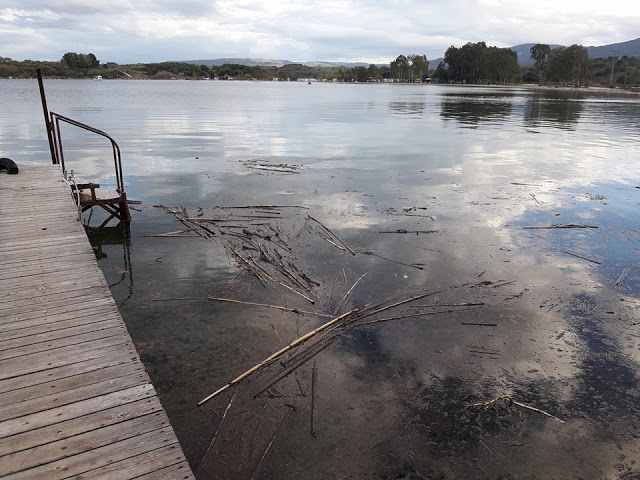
198;308;361;405
466;394;565;423
559;250;601;265
208;296;331;317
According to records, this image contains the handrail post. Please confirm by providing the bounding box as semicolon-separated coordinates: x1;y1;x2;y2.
36;68;58;165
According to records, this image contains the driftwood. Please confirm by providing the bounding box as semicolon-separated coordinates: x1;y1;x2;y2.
198;308;361;405
466;395;565;423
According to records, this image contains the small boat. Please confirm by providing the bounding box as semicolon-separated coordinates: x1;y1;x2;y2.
94;75;103;81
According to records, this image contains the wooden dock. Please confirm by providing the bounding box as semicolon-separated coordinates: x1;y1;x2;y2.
0;165;194;479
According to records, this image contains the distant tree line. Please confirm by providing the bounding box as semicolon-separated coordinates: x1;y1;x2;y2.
1;49;638;87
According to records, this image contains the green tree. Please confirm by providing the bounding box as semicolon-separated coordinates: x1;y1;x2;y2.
353;66;368;82
408;54;429;82
547;45;589;86
390;54;409;81
483;47;519;84
530;43;551;84
367;64;381;81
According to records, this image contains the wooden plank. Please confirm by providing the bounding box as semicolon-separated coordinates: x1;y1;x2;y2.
0;308;121;341
0;343;139;393
76;444;191;480
134;461;194;480
0;289;114;317
0;321;126;358
5;427;179;480
1;412;169;477
0;384;156;439
0;279;110;307
0;334;132;380
0;370;148;422
0;398;162;457
0;267;104;292
0;361;145;409
0;278;109;306
0;297;116;329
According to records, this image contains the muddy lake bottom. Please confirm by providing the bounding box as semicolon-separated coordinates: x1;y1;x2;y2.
91;165;640;480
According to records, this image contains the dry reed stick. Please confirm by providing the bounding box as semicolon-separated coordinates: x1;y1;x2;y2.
334;272;367;314
208;296;332;318
198;308;360;405
308;215;356;255
311;360;318;437
195;390;237;476
466;395;565;423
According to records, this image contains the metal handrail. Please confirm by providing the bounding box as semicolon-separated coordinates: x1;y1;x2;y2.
49;111;126;194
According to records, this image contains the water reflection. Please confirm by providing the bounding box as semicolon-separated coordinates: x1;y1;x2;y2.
3;80;640;478
388;101;426;116
440;96;513;127
523;94;584;130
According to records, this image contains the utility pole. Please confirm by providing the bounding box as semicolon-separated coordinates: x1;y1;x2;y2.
609;50;618;88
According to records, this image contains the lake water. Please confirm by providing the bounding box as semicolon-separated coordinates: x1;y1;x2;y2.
2;79;640;479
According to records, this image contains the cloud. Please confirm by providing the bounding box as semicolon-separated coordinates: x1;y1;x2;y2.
1;0;638;63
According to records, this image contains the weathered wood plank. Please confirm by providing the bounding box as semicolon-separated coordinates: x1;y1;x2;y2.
5;427;179;480
0;343;139;393
0;334;132;380
0;322;127;358
0;308;121;341
0;370;148;422
0;297;116;329
134;461;194;480
1;415;171;478
77;445;191;480
0;398;162;457
0;361;145;409
0;384;156;439
0;165;193;479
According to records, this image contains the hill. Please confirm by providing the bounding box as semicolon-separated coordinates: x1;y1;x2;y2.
181;38;640;70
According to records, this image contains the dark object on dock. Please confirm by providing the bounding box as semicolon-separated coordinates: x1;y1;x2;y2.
36;68;130;224
0;157;18;174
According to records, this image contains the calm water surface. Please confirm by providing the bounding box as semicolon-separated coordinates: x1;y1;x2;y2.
2;79;640;479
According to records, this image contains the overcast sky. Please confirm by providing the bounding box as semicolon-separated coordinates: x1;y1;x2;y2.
1;0;638;64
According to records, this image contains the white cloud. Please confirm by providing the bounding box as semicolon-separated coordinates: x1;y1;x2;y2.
0;0;638;63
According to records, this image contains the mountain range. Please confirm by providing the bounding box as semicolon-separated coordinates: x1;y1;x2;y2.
182;37;640;69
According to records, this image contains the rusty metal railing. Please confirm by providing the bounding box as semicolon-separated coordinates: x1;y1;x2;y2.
36;68;126;196
49;112;126;195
